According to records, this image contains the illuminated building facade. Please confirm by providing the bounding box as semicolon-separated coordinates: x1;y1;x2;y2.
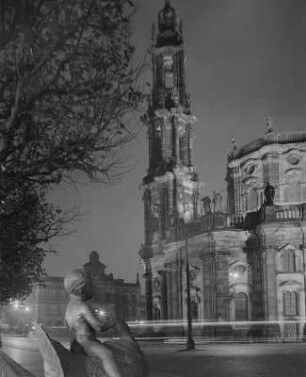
140;1;306;340
2;251;144;329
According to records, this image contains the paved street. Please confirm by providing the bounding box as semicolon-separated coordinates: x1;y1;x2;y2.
1;336;306;377
141;341;306;377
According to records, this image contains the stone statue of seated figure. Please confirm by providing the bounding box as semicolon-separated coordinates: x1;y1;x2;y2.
35;268;148;377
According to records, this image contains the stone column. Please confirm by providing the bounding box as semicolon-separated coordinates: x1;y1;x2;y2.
160;271;168;319
177;248;184;319
201;253;214;320
215;253;229;321
188;126;193;166
233;166;242;213
174;117;180;164
166;267;173;319
144;263;153;321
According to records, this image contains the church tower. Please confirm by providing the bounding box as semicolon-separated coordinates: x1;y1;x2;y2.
141;1;202;319
142;0;201;247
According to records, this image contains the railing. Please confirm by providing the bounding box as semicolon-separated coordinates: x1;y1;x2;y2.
169;204;306;242
172;213;247;241
260;204;306;223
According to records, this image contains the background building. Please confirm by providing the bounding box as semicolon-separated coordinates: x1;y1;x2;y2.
140;1;306;340
2;251;144;331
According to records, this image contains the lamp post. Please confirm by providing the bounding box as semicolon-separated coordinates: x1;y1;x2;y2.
182;210;195;350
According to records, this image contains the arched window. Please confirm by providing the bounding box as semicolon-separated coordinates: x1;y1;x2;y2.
234;292;248;321
282;251;296;272
284;291;298;316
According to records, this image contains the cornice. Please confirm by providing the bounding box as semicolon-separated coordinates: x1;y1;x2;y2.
228;131;306;163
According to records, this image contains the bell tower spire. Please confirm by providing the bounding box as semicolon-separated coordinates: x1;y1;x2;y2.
141;2;202;246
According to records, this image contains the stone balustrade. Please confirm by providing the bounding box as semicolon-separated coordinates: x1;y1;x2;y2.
260;204;305;223
172;213;247;241
168;203;305;242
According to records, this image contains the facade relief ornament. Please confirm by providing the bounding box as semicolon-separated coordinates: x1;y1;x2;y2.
153;276;161;290
265;117;274;134
151;202;160;232
189;264;201;280
199;253;211;263
287;153;301;165
178;124;186;136
244;162;257;175
284;168;302;177
171;87;180;107
279;279;302;287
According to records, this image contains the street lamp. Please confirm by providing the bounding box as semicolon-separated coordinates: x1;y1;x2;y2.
182;210;195;350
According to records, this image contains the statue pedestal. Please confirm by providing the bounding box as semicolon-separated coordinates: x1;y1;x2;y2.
35;324;149;377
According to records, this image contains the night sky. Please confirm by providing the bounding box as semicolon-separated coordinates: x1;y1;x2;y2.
45;0;306;282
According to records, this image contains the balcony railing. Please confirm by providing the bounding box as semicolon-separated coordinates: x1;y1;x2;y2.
260;204;305;223
172;212;247;241
169;203;306;242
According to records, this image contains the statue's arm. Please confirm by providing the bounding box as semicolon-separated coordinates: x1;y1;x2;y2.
82;305;111;332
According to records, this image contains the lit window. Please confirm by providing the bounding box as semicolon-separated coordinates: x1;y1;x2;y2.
284;291;298;316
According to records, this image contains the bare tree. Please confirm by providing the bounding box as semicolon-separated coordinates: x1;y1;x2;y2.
0;0;143;186
0;0;144;302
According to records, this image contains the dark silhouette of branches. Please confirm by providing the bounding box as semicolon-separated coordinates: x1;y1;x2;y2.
0;0;144;302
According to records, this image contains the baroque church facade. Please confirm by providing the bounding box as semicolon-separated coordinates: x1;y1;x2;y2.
139;1;306;340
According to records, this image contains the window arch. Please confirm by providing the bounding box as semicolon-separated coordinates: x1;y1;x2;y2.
282;250;296;272
284;291;298;316
234;292;248;321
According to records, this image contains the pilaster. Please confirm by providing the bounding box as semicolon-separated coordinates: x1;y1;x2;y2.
201;253;215;320
261;248;278;320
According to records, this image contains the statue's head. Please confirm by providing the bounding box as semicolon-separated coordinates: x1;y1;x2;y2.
64;268;94;300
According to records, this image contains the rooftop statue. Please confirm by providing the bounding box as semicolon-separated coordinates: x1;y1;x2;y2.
264;182;275;206
212;191;223;213
202;196;212;215
35;268;148;377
